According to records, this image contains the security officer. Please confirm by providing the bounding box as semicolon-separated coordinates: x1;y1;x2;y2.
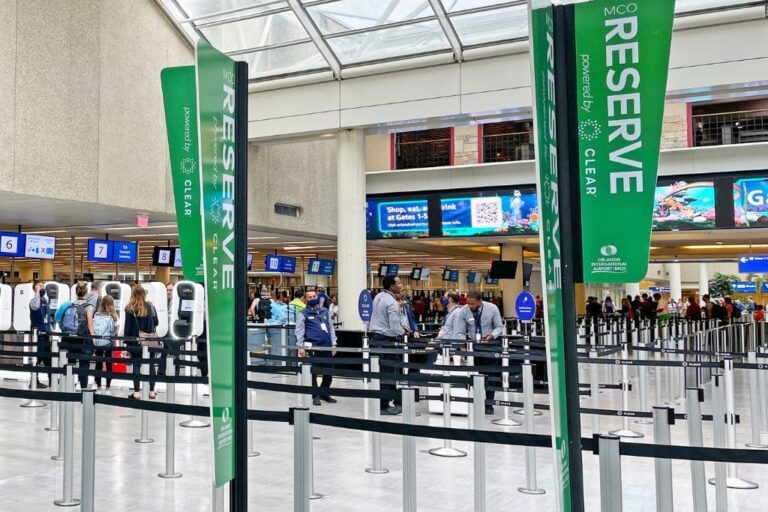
436;292;466;341
29;280;51;388
369;275;404;415
296;290;337;406
461;291;504;414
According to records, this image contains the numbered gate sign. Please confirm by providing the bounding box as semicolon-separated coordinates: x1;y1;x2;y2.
358;289;373;323
515;291;536;322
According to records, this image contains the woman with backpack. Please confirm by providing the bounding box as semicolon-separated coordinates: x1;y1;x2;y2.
57;282;95;390
93;295;118;393
124;284;160;400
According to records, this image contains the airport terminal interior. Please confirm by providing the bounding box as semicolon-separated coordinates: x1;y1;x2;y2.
1;0;768;510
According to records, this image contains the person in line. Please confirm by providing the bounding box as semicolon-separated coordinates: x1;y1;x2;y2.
412;295;426;324
702;294;714;320
461;291;504;415
436;292;465;341
92;295;119;393
296;290;337;406
289;289;307;315
684;296;701;320
29;280;51;388
316;286;330;309
754;304;765;322
369;275;405;415
723;297;735;322
397;292;420;340
87;281;102;311
124;284;160;400
604;296;615;315
748;296;757;314
166;282;174;310
256;290;273;323
62;282;96;390
328;294;339;323
586;297;603;318
655;293;669;327
534;295;544;320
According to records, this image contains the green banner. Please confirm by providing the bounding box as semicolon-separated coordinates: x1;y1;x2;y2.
196;40;237;487
575;0;675;283
161;66;204;282
529;1;572;509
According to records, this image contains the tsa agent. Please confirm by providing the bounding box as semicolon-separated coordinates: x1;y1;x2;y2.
296;290;337;406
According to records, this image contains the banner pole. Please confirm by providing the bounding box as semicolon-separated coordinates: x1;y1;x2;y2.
231;58;249;512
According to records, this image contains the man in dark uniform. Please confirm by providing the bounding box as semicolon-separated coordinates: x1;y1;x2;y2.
296;290;337;406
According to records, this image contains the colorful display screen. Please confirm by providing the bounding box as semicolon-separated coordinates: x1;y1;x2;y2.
441;189;538;237
734;177;768;228
25;235;55;260
652;181;715;230
366;198;429;239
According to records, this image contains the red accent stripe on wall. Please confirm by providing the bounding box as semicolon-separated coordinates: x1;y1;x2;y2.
449;127;455;166
686;103;694;148
477;124;483;164
390;133;396;170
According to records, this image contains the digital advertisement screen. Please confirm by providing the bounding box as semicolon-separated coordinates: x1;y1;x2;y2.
152;247;174;267
308;258;335;275
0;231;26;258
366;197;430;239
652;181;715;230
734;177;768;228
113;241;137;264
441;189;538;237
25;235;55;260
87;239;113;262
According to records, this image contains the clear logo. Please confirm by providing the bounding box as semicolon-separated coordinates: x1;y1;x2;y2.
600;245;618;256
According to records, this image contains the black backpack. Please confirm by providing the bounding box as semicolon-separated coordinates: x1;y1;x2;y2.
732;305;742;319
257;298;272;320
712;303;727;320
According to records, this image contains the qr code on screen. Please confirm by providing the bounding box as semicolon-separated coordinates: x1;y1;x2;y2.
470;197;503;228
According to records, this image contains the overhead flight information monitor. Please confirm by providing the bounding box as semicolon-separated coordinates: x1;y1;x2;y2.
25;235;55;259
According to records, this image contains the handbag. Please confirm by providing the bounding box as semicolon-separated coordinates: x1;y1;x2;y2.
133;305;162;349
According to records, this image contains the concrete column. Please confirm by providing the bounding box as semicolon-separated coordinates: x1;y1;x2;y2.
19;266;34;282
336;129;367;331
668;263;682;302
156;266;171;284
575;283;587;316
40;260;53;281
626;283;641;298
698;262;709;298
500;244;523;317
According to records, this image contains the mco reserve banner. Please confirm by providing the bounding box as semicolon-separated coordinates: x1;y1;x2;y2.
575;0;675;283
161;66;204;282
196;40;237;487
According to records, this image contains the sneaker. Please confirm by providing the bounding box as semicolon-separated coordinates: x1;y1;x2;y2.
485;405;495;415
104;388;111;396
381;405;402;416
36;380;48;389
320;396;337;404
313;397;321;406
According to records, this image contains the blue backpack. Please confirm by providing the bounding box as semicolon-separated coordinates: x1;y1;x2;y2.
57;301;90;337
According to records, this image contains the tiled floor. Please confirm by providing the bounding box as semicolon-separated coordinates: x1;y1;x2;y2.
1;360;767;511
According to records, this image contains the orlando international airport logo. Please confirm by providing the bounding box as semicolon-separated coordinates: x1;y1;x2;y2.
578;119;601;142
180;156;197;175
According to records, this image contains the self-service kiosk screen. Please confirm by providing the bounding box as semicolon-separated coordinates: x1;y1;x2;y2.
25;235;55;259
181;300;194;312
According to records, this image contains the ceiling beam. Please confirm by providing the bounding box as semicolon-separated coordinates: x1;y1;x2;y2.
427;0;464;62
286;0;342;79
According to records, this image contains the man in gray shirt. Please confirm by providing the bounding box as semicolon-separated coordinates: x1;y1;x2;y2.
461;291;505;414
370;275;404;415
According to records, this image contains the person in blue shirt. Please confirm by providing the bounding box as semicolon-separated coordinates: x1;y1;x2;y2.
296;290;336;406
267;294;295;358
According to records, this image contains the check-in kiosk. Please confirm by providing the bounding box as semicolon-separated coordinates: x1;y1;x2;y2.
0;284;12;331
12;283;33;332
103;282;131;337
141;282;168;338
170;281;204;339
44;282;70;329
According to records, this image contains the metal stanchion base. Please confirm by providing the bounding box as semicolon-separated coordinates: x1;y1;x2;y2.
158;472;182;479
746;442;768;449
53;498;81;507
248;451;261;457
310;493;325;500
20;400;47;408
364;468;389;474
44;426;59;432
135;438;155;444
491;418;522;427
633;418;653;425
517;487;546;495
707;477;759;489
179;418;210;428
608;428;644;439
513;408;543;416
50;455;63;461
428;446;467;457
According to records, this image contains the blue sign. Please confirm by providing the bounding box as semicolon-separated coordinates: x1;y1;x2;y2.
113;241;137;263
308;258;335;275
265;255;296;273
515;291;536;322
762;283;768;293
0;231;26;258
732;281;757;293
442;269;459;282
648;286;671;293
265;254;281;272
485;275;499;285
358;289;373;323
87;239;113;262
738;255;768;273
378;264;399;276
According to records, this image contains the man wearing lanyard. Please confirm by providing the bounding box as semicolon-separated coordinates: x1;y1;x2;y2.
296;290;337;406
369;275;405;415
462;291;504;414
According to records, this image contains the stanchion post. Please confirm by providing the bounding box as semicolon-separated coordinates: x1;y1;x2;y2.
402;388;417;512
721;357;759;489
685;388;707;512
22;328;47;408
709;375;729;510
635;341;652;425
180;337;209;428
54;364;80;507
610;352;643;438
293;408;311;512
301;362;311;409
598;435;622;512
135;345;154;444
589;349;600;434
652;406;674;512
517;362;545;494
46;336;61;431
159;356;182;478
491;338;521;427
429;346;467;456
51;358;70;461
246;351;260;458
80;390;96;512
365;356;388;474
746;352;768;448
472;374;486;512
